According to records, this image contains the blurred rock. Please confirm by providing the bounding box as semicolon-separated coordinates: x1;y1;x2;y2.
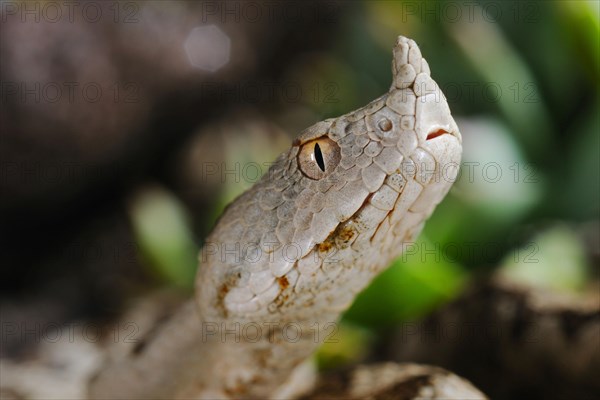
303;362;487;399
391;277;600;400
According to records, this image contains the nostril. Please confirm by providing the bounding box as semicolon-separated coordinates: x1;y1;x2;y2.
426;129;450;140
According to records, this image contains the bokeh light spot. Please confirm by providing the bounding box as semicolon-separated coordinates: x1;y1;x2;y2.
184;25;231;72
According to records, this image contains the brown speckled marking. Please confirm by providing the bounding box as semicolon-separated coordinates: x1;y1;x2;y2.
336;225;355;244
216;273;242;318
277;276;289;290
318;240;334;253
216;283;230;318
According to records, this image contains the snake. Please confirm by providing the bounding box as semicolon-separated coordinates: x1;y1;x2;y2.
87;36;463;399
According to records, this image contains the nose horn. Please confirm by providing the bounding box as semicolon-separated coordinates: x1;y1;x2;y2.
391;36;431;90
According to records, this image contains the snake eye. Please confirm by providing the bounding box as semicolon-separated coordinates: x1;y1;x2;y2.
298;137;341;180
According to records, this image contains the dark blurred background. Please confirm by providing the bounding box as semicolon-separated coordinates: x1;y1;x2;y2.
1;1;598;398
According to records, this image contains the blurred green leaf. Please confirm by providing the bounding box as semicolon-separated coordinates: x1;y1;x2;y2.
315;322;373;371
562;95;600;219
128;185;198;289
558;0;600;86
499;224;589;292
343;236;467;327
446;9;556;164
454;117;544;221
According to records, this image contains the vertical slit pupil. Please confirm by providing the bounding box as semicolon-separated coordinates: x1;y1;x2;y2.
314;143;326;172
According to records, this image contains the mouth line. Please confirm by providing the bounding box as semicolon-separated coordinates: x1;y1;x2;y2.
426;129;452;141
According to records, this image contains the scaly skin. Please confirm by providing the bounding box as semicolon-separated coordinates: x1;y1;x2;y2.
89;36;462;399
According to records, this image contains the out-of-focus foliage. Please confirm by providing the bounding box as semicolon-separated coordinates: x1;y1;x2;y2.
128;186;198;290
499;224;590;293
344;236;467;327
315;322;374;370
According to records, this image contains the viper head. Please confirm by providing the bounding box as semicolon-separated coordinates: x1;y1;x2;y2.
199;37;462;321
